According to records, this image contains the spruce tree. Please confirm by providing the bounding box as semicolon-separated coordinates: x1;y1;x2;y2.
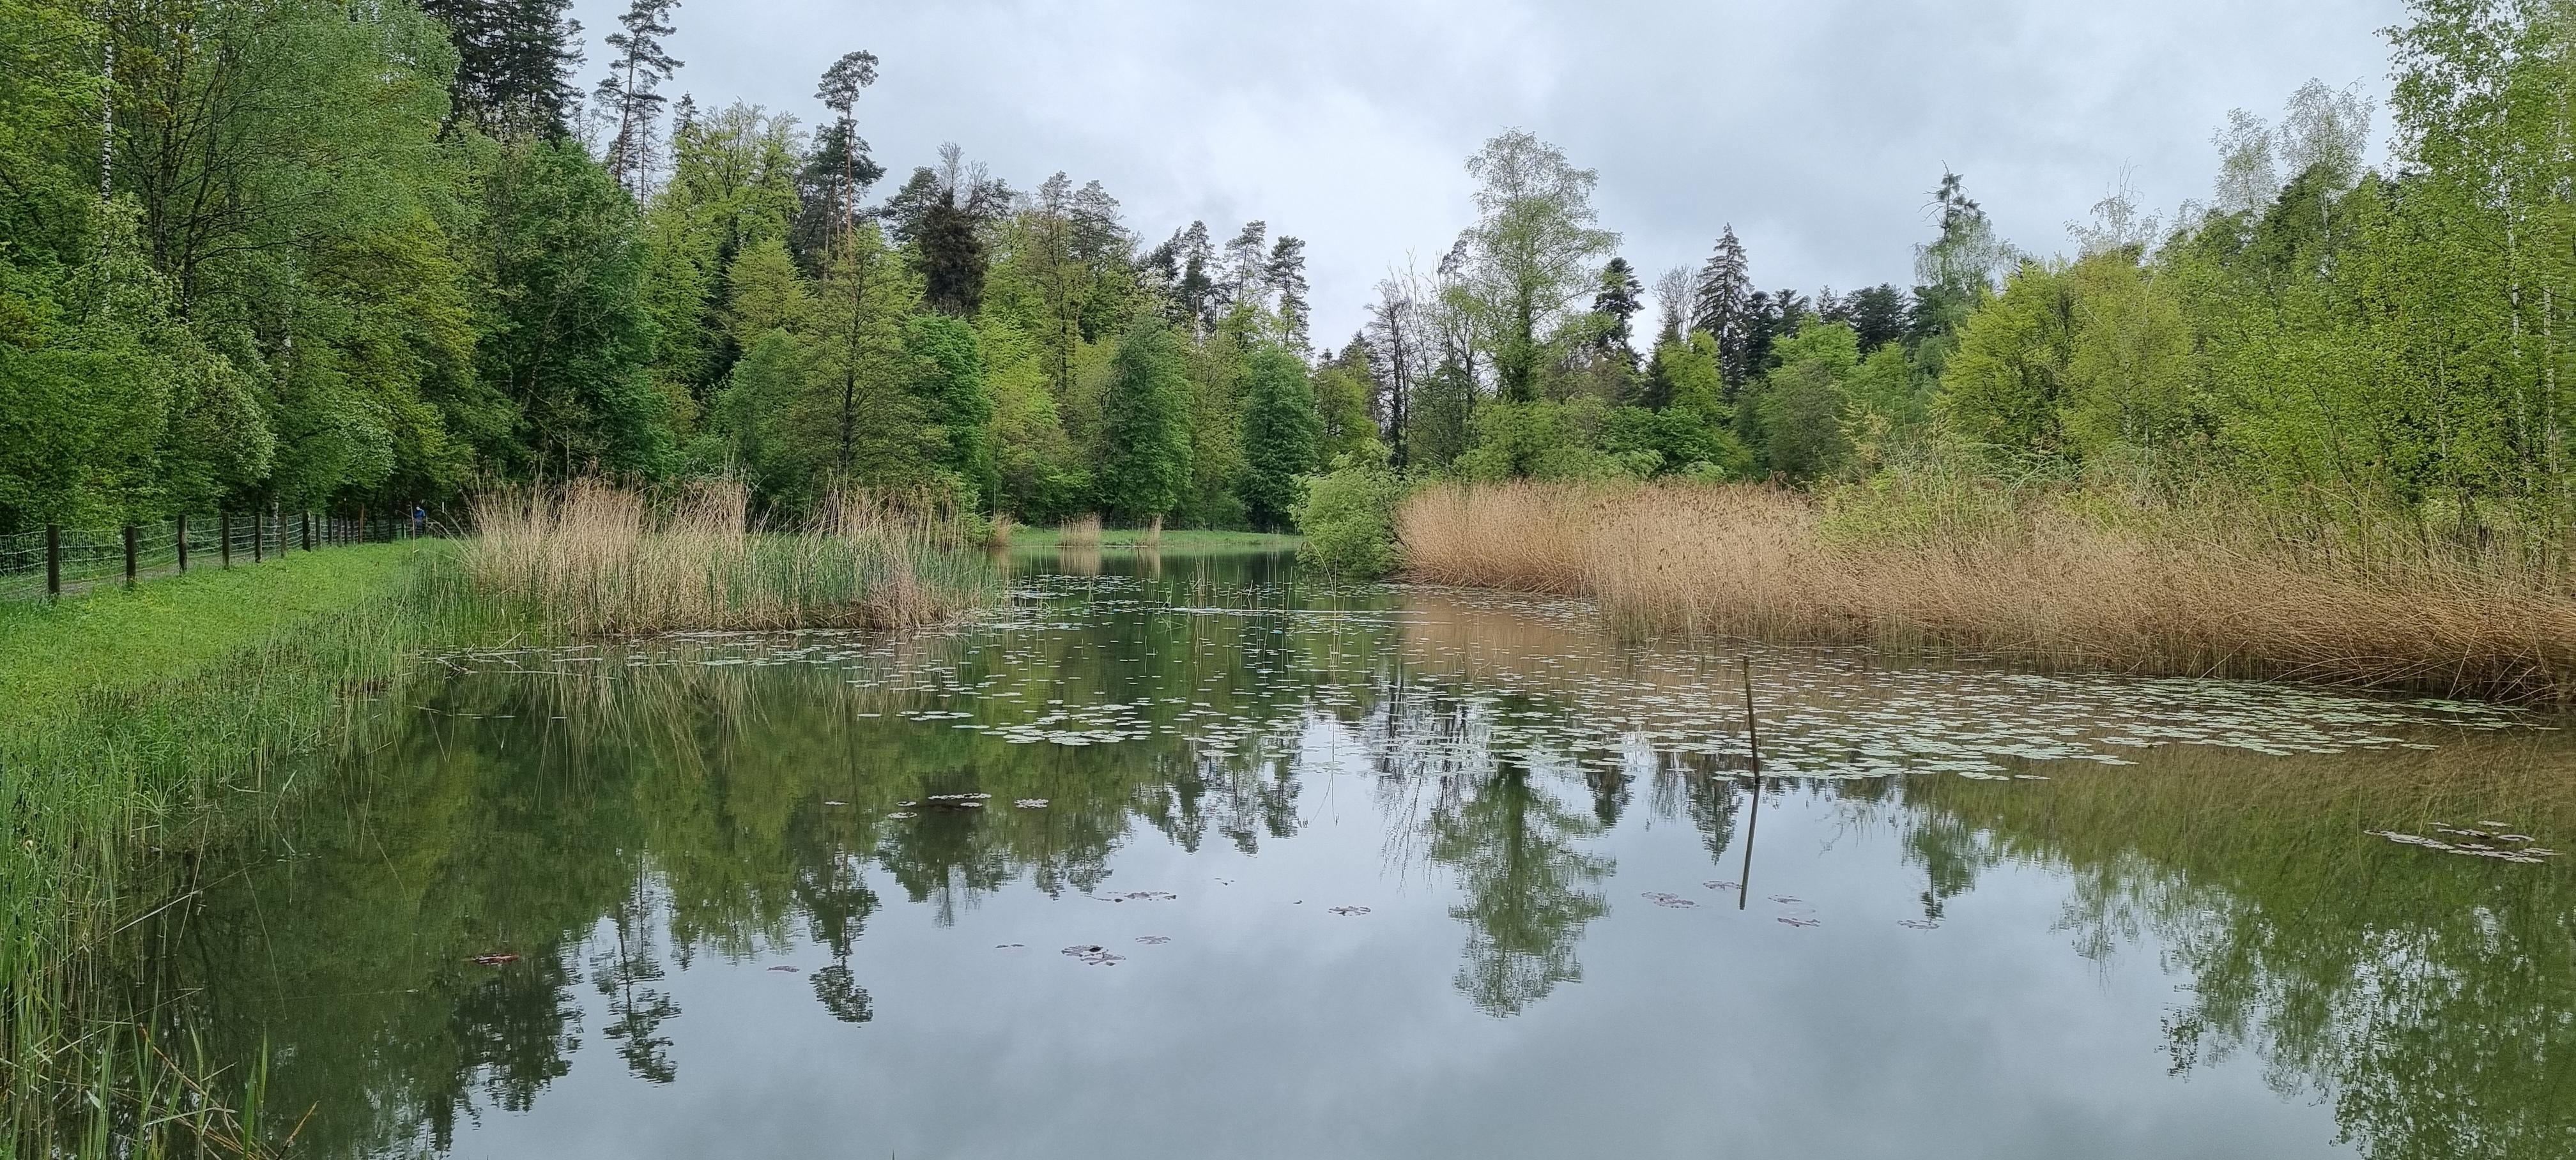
1592;257;1644;367
419;0;585;138
908;144;1002;316
1693;226;1754;385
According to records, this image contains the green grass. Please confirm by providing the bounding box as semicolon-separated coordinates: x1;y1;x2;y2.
1009;528;1300;551
0;542;434;721
3;542;441;1160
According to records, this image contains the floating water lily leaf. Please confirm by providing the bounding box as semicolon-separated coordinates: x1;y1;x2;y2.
767;965;801;973
1897;919;1940;931
2367;828;2557;864
1703;881;1741;892
1061;945;1126;966
1640;892;1699;909
1134;935;1172;945
1098;891;1177;902
1328;906;1371;916
1777;917;1821;928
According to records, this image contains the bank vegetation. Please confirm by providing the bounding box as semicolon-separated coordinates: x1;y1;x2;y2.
1399;473;2576;705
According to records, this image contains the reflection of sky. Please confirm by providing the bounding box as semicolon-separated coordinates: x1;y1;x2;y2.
448;729;2347;1160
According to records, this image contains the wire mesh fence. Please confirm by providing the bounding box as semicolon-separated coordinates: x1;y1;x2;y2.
0;509;436;602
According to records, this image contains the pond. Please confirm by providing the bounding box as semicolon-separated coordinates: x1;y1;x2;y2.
157;550;2574;1159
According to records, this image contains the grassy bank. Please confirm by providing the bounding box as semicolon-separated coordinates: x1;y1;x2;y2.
1399;477;2576;704
3;542;442;1157
5;483;1003;1156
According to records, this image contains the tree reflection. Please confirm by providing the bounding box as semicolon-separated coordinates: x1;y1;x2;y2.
1428;752;1613;1017
1906;742;2576;1160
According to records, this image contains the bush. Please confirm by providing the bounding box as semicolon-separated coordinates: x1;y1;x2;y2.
1292;445;1407;578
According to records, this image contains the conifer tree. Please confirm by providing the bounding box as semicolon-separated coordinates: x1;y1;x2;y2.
1693;227;1754;385
419;0;586;138
796;50;882;266
595;0;682;197
1592;257;1644;367
1266;236;1311;351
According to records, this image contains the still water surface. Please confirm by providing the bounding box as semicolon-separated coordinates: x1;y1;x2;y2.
167;551;2573;1158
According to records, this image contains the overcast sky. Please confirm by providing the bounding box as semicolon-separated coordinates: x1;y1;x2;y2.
571;0;2409;344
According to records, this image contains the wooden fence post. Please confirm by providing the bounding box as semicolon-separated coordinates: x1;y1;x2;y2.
254;510;264;563
123;525;137;586
220;512;232;568
176;515;188;573
45;524;59;598
301;511;312;551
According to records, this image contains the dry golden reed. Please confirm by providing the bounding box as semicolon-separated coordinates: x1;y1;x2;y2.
1056;513;1104;548
462;480;992;636
1399;479;2576;704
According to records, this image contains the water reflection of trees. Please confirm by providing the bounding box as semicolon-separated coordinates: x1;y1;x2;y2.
1897;741;2576;1160
151;554;1375;1156
1365;683;1616;1016
140;554;2576;1160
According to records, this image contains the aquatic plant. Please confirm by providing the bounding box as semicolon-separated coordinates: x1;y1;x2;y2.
456;480;997;636
1399;477;2576;703
1056;514;1105;548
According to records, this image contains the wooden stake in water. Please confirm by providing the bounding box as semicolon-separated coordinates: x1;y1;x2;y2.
1736;658;1763;910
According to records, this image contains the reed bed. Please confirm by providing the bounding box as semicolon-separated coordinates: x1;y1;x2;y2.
1399;478;2576;704
1055;514;1104;549
459;481;995;636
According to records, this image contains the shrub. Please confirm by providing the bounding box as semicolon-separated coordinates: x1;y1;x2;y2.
1293;446;1408;578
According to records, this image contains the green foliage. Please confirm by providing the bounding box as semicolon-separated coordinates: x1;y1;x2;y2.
1238;344;1321;530
1457;397;1641;481
466;137;669;477
1940;261;2078;459
1292;444;1407;577
1747;321;1862;481
1452;130;1621;404
1096;320;1193;522
905;313;997;505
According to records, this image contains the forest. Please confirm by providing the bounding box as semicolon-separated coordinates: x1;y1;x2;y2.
4;0;2574;554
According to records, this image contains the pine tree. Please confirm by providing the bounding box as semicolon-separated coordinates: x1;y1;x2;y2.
1267;235;1310;351
595;0;682;197
1221;220;1269;316
795;50;882;266
1147;221;1217;338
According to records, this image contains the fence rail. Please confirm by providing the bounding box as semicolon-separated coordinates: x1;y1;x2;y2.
0;509;434;602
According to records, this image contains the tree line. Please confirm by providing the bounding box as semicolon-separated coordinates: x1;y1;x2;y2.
4;0;2569;544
